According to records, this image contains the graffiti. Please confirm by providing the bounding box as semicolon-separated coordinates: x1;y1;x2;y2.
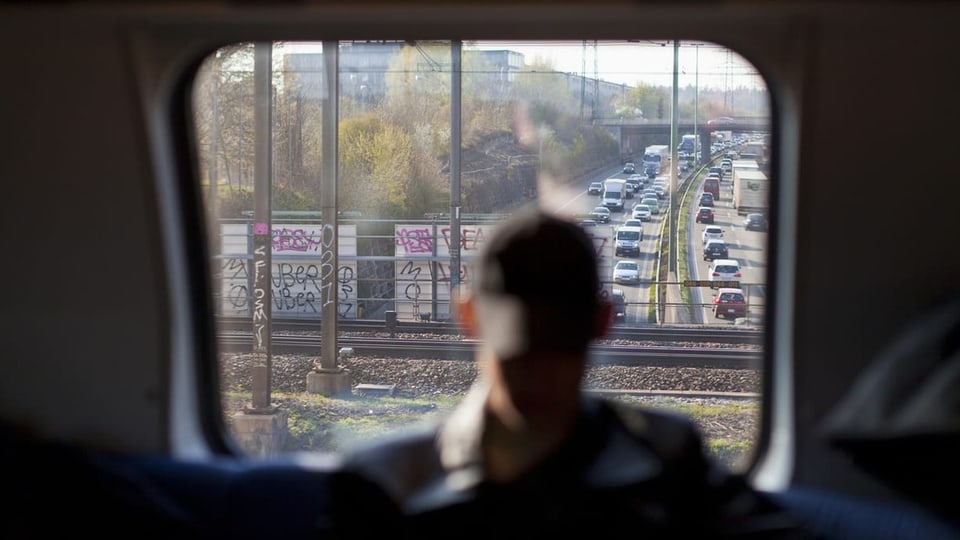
440;226;486;252
220;260;356;317
220;222;358;318
435;262;468;283
274;288;318;312
226;284;248;308
221;258;247;280
404;282;422;301
251;245;268;350
337;266;354;318
272;227;325;252
399;260;422;281
395;227;434;255
317;223;336;308
272;262;321;288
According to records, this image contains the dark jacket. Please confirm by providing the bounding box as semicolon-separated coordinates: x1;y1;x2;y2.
341;385;814;539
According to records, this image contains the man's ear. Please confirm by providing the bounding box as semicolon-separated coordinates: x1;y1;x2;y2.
454;288;480;338
594;299;613;339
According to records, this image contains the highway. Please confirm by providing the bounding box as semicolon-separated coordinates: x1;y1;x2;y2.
571;147;767;327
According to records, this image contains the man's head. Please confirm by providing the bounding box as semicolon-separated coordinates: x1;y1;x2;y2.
461;208;609;363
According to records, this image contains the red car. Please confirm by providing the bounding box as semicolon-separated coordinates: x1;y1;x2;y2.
695;206;715;224
713;287;748;319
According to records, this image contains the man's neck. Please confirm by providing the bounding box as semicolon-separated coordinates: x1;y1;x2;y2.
481;390;581;482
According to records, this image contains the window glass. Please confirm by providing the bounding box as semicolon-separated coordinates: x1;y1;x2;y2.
192;40;770;470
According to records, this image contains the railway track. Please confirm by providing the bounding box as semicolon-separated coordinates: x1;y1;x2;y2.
218;334;761;370
216;317;763;346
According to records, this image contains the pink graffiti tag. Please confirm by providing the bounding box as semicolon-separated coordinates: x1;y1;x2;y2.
253;222;269;235
272;228;323;252
395;227;434;254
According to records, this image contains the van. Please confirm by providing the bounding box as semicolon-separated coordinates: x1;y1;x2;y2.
615;225;643;257
602;178;626;211
703;177;720;200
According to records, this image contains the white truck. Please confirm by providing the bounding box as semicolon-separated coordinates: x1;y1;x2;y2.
738;141;767;169
601;178;627;212
730;159;759;181
642;144;670;177
732;169;769;215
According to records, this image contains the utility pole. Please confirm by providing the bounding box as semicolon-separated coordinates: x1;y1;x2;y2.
248;42;273;413
694;43;700;164
669;40;679;275
319;40;340;372
449;40;462;308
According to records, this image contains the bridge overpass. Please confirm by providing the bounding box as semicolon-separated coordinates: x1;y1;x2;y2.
595;117;770;165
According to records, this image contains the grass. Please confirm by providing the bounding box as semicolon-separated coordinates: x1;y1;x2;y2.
224;390;759;469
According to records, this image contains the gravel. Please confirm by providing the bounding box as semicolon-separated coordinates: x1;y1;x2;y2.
219;336;762;466
221;353;762;397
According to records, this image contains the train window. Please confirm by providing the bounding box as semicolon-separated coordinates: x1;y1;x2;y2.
191;40;771;468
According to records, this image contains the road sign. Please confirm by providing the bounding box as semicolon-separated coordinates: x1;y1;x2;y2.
683;280;740;288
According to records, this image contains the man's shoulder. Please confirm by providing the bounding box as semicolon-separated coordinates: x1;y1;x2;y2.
343;424;440;469
592;397;706;461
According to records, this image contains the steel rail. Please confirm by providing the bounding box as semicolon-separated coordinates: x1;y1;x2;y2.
218;334;761;370
216;317;763;346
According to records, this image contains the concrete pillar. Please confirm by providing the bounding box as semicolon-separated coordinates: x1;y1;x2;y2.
231;409;287;457
306;367;352;396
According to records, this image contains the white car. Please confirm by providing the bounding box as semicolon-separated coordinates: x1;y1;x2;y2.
632;205;652;221
702;225;724;244
622;219;644;228
612;260;641;284
708;258;742;288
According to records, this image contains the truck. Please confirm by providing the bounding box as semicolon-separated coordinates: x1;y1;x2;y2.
678;134;696;154
601;178;627;212
730;159;759;182
642;144;670;177
732;169;769;215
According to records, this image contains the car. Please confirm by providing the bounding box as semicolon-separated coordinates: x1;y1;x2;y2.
709;166;723;179
695;206;714;224
707;116;735;126
702;225;724;244
615;225;643;257
612;260;641;284
744;213;767;231
703;239;729;261
632;205;652;221
623;219;644;228
624;178;640;193
699;192;714;207
611;288;626;323
652;183;667;198
588;182;603;195
589;206;611;223
641;188;658;201
640;197;659;214
622;162;636;174
708;258;742;288
627;174;645;188
713;287;748;319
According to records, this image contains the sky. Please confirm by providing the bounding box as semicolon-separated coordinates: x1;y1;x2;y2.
469;40;766;91
275;40;767;91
